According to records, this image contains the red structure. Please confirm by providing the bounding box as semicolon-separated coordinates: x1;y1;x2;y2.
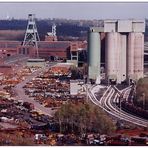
0;41;21;58
0;39;87;61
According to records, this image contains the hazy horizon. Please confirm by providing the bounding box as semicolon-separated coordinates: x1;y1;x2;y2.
0;2;148;20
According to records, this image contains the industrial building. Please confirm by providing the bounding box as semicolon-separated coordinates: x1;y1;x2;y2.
88;19;145;84
0;41;21;58
19;41;71;60
0;40;86;63
0;14;87;69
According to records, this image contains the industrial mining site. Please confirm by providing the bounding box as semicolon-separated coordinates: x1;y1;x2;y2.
0;7;148;146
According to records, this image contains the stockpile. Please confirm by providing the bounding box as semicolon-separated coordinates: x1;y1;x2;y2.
23;66;86;109
0;97;52;131
49;66;70;76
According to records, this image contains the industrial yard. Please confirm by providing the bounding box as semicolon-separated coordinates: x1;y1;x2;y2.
0;2;148;146
0;62;147;146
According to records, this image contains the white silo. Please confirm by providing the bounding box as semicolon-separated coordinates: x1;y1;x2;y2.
105;32;119;83
127;32;144;81
133;32;144;80
88;28;101;82
127;32;135;81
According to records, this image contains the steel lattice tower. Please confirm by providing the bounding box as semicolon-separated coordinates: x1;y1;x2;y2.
52;24;56;37
23;14;40;57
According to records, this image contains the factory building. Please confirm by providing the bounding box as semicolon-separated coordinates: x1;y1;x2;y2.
88;19;145;84
0;41;21;58
0;40;86;63
27;41;71;60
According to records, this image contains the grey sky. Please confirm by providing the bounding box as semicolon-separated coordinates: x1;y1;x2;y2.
0;2;148;20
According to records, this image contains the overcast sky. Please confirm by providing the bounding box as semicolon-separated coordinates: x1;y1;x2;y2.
0;2;148;20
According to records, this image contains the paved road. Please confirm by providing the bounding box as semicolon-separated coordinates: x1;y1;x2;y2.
4;55;29;64
89;85;148;127
13;65;56;117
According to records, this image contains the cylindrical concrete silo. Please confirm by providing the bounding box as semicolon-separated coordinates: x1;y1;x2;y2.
127;32;144;82
127;33;135;81
133;32;144;80
105;32;119;83
88;28;101;82
118;33;127;83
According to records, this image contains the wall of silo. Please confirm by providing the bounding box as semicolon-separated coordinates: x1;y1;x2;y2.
118;33;127;83
127;33;135;80
105;32;119;81
133;32;144;80
88;30;101;80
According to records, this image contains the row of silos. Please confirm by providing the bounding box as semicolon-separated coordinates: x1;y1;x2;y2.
105;32;144;83
105;32;127;83
88;20;145;84
104;20;145;84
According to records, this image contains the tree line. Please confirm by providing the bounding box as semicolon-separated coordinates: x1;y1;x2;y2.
54;101;116;135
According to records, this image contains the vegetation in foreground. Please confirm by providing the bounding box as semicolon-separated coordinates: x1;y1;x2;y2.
54;101;116;135
135;77;148;110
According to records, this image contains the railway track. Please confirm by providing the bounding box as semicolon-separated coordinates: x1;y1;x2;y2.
89;85;148;127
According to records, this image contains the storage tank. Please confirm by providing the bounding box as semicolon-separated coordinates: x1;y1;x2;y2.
118;34;127;83
133;32;144;80
127;33;135;81
127;32;144;81
105;32;119;83
88;28;101;81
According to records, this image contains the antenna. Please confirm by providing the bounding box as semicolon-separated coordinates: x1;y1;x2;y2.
23;14;40;58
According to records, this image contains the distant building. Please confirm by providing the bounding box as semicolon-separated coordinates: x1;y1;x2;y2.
0;41;21;57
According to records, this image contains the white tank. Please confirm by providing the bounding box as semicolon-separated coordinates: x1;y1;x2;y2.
88;28;101;81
